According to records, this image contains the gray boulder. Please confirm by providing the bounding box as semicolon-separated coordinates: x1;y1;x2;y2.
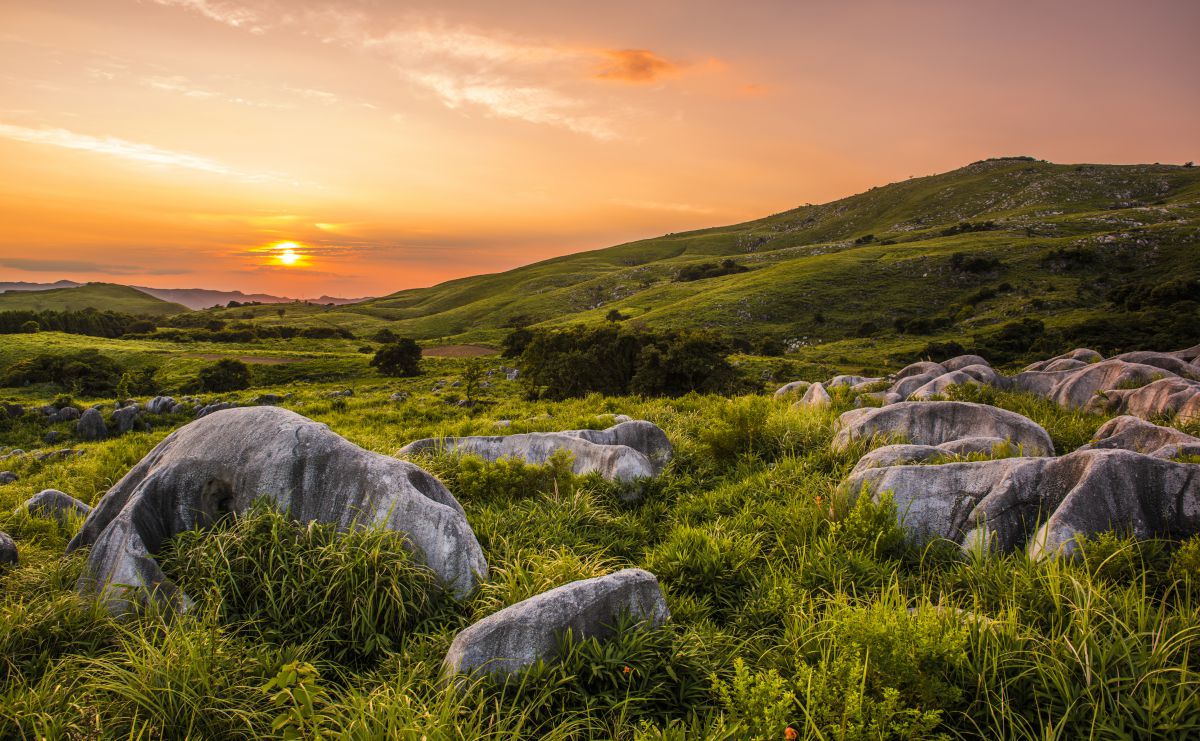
796;382;832;408
1111;351;1200;379
844;449;1200;561
941;355;991;372
51;406;82;423
195;401;236;418
1078;415;1200;458
1087;377;1200;420
773;380;811;398
892;371;948;399
112;405;142;434
442;568;669;679
908;370;983;399
67;407;486;615
146;396;177;414
561;421;673;473
849;437;1012;476
401;432;656;487
854;391;902;408
829;375;880;389
21;489;92;526
0;471;17;485
1023;348;1103;372
43;430;65;445
832;401;1053;454
895;361;946;380
1012;359;1177;409
75;408;107;441
0;532;15;567
1165;344;1200;363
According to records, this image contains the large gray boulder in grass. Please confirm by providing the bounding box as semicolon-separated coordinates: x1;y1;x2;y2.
1078;415;1200;457
442;568;669;679
1013;359;1178;409
1111;351;1200;379
67;407;486;615
796;382;832;408
1023;348;1103;372
774;381;811;398
844;449;1200;560
895;361;947;380
891;371;948;400
832;401;1054;454
828;375;881;389
0;532;16;566
75;408;107;441
941;355;991;372
560;421;673;473
1087;377;1200;420
21;489;91;526
401;432;656;486
848;436;1010;476
1165;344;1200;363
908;371;984;399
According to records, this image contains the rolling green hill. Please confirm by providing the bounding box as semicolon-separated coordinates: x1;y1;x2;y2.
0;283;189;317
202;157;1200;350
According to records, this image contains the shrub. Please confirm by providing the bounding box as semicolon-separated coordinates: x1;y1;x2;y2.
159;503;441;665
197;358;251;392
674;259;749;282
370;339;422;377
0;350;125;395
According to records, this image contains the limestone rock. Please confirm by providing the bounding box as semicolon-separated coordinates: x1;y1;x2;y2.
442;568;669;679
774;380;811;398
68;407;486;615
908;371;983;399
1079;415;1200;457
560;421;673;473
1087;377;1200;420
833;401;1053;454
21;489;92;526
401;431;657;486
0;471;17;485
941;355;991;372
895;361;947;380
75;408;107;441
146;396;177;414
796;382;832;407
0;532;16;567
112;405;142;434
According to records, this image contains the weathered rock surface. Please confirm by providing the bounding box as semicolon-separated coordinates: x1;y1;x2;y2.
560;421;673;473
849;437;1012;476
0;471;17;485
21;489;92;525
75;408;107;441
908;371;983;399
829;375;880;389
892;371;948;400
68;407;486;614
401;430;657;486
1111;351;1200;378
1012;359;1177;409
844;449;1200;560
112;406;143;434
895;361;946;380
146;396;177;414
941;355;991;372
832;401;1054;454
0;532;16;567
442;568;669;679
1079;415;1200;458
796;382;832;407
1087;377;1200;420
1023;348;1103;372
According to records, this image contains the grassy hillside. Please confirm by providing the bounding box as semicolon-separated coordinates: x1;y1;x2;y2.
195;158;1200;349
0;283;188;317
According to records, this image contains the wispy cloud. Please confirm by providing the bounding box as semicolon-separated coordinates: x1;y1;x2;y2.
405;72;618;141
0;122;285;182
143;74;291;108
595;50;677;83
150;0;266;34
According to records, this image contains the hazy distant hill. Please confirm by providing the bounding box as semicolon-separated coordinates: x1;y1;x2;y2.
0;282;366;310
0;283;188;316
195;157;1200;349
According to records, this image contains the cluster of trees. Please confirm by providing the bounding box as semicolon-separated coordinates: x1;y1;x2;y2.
506;325;738;399
948;252;1003;274
150;322;356;343
674;259;750;282
1108;279;1199;311
0;309;155;339
941;221;997;237
0;350;156;396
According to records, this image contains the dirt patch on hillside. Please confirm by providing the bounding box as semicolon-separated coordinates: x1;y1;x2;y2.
184;353;307;365
422;344;499;358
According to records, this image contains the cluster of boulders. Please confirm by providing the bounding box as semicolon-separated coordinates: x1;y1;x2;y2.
0;488;94;567
782;344;1200;426
401;419;673;498
44;405;675;682
806;345;1200;560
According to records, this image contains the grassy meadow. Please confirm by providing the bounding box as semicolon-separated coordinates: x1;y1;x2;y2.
3;330;1200;740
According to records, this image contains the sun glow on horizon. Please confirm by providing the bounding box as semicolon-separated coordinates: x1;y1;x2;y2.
273;241;303;266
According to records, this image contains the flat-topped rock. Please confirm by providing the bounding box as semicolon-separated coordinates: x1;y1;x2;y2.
68;407;486;615
442;568;669;679
833;401;1053;454
21;489;92;526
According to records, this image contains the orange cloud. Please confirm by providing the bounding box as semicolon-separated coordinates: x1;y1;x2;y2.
595;49;677;83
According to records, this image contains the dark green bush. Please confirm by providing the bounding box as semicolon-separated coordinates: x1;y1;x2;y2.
370;339;423;377
198;358;252;392
0;350;125;394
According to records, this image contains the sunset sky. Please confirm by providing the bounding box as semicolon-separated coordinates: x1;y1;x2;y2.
1;0;1197;298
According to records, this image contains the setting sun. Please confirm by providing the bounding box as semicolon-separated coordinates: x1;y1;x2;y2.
274;242;302;266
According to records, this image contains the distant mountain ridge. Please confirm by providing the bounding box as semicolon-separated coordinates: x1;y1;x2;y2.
0;281;368;310
0;283;189;316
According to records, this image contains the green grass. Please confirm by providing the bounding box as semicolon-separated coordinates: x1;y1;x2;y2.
4;348;1200;739
0;283;188;317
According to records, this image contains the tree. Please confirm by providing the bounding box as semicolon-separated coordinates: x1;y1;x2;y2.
371;328;399;344
371;339;422;377
605;308;626;323
461;358;486;402
276;307;286;318
20;320;38;334
198;358;251;392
